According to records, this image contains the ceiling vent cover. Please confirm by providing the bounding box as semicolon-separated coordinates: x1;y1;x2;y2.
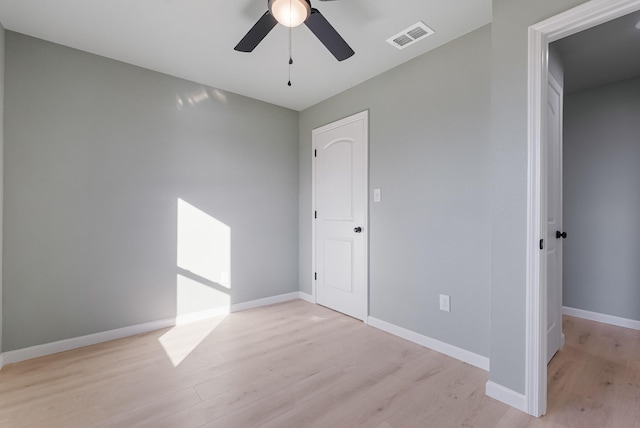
387;22;435;50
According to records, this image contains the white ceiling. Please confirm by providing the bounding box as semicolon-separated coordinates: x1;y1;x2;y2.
0;0;492;111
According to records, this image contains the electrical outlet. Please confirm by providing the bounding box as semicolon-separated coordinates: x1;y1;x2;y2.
439;294;451;312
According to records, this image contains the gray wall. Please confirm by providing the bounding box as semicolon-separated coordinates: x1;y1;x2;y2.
0;24;4;357
300;26;492;357
3;32;299;352
489;0;588;393
563;76;640;321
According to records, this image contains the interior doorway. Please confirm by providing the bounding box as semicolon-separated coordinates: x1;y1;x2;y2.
526;0;640;418
551;9;640;331
312;111;369;321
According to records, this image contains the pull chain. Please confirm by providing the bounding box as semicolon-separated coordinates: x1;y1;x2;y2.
288;17;293;86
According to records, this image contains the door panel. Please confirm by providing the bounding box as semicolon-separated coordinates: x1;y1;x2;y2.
313;112;368;321
320;139;354;220
324;239;353;292
547;74;563;363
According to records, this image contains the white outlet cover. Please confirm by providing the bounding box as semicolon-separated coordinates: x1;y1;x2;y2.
439;294;451;312
373;188;381;202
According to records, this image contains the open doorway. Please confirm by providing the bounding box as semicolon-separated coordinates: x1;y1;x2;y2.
551;9;640;331
544;8;640;420
526;0;640;418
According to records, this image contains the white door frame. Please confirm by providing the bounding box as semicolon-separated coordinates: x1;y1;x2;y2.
526;0;640;417
311;110;369;320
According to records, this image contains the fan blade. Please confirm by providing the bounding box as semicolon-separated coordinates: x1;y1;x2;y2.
234;11;278;53
305;8;354;61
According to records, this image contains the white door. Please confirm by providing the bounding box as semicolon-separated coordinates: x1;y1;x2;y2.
313;111;368;321
546;74;564;363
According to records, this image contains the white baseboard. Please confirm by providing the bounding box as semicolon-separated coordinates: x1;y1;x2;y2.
485;381;526;412
2;316;179;365
367;316;490;371
563;306;640;331
2;292;301;366
297;291;314;303
230;291;300;312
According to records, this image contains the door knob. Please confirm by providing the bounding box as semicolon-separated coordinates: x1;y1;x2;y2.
354;227;362;233
556;231;567;239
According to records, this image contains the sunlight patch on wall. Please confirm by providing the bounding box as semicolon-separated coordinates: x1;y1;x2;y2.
176;273;230;316
177;198;231;289
176;87;228;110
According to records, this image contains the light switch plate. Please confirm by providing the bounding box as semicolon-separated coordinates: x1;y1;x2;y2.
373;188;381;202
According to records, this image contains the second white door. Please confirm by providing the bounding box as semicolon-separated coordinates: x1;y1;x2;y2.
313;111;368;321
546;74;564;363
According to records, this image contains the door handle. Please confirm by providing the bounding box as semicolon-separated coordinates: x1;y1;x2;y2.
556;231;567;239
354;227;362;233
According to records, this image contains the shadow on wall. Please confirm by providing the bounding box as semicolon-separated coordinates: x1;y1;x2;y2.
159;198;231;366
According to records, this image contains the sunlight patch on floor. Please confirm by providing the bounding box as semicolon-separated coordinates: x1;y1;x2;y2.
158;314;226;367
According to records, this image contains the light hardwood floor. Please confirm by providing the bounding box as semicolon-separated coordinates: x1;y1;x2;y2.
0;300;638;427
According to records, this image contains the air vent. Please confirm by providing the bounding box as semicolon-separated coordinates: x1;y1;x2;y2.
393;35;413;47
386;22;435;50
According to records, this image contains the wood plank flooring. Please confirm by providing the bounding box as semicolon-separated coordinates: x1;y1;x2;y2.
0;300;638;427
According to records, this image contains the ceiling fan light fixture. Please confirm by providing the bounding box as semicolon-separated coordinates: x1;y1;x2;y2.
269;0;310;28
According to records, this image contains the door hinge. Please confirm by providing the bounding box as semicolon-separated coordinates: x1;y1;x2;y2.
314;272;317;281
540;239;544;250
314;149;317;157
314;211;317;219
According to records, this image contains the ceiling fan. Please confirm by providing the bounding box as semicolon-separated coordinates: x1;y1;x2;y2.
234;0;355;61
